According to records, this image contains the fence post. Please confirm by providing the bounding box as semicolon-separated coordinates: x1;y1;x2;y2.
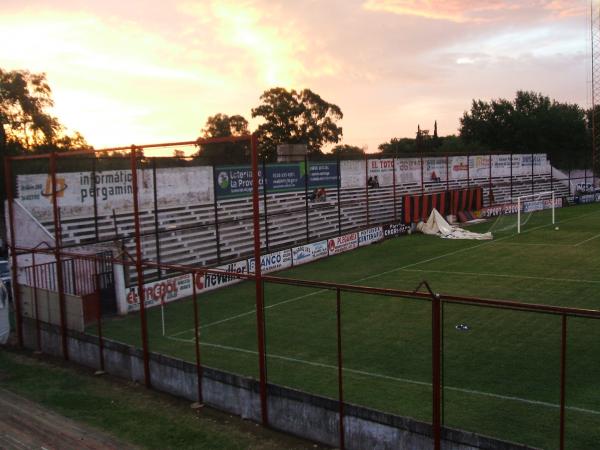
31;251;41;351
420;155;424;195
4;157;23;347
559;314;567;450
50;152;69;360
152;158;161;280
467;154;470;190
92;156;99;241
336;287;345;450
365;153;370;226
251;133;269;426
192;270;203;404
488;155;493;206
432;294;442;450
130;146;152;388
212;166;222;264
262;158;270;253
510;153;514;199
304;154;310;242
531;153;535;195
337;153;342;235
392;157;398;222
445;154;449;192
94;264;105;373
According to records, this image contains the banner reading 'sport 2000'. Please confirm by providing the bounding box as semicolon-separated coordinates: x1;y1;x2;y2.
215;162;338;198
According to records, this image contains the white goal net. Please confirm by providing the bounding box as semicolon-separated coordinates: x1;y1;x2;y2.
488;191;557;234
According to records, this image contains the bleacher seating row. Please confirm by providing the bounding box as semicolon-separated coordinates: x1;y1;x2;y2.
41;174;570;283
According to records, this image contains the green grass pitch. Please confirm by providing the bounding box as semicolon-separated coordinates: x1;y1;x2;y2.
100;202;600;449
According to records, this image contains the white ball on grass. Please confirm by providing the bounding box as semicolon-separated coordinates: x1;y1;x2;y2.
555;226;559;231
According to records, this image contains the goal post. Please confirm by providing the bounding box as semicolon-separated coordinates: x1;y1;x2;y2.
516;191;556;234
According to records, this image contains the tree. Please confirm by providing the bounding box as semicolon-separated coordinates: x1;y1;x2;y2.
0;69;62;150
195;113;250;165
330;144;364;160
378;137;416;156
460;91;589;169
0;69;92;253
251;87;343;161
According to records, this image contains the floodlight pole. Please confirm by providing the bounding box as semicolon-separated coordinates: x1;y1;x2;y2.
251;133;269;426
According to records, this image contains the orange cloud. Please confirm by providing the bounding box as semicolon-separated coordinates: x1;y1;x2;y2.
180;0;341;88
363;0;583;23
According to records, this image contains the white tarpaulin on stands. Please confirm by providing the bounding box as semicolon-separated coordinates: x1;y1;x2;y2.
417;209;493;240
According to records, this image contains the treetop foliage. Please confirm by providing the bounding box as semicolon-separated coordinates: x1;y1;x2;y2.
195;113;250;165
251;87;343;161
460;90;589;169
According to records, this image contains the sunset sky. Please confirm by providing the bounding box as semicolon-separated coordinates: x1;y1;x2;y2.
1;0;591;153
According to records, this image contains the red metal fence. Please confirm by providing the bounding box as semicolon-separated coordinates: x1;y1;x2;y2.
5;135;599;450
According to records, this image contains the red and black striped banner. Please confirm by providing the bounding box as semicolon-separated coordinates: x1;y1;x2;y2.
403;187;483;224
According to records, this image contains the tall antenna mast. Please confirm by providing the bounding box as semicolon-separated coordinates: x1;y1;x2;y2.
591;0;600;182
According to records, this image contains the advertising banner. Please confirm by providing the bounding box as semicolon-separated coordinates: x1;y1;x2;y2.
266;164;302;191
125;260;248;312
522;200;545;213
292;240;328;266
18;166;213;220
125;274;193;312
575;193;600;204
491;154;512;178
327;232;358;255
197;260;248;293
214;166;264;198
449;156;469;180
248;249;293;273
424;157;447;182
358;226;383;246
340;160;366;188
215;162;337;198
477;197;562;218
395;158;422;184
477;203;520;218
382;222;411;238
367;159;394;186
308;162;338;189
471;155;491;179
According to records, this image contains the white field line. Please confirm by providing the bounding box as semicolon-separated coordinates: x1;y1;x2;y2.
573;232;600;247
170;290;324;337
401;268;600;284
492;242;572;247
165;337;600;417
172;207;600;338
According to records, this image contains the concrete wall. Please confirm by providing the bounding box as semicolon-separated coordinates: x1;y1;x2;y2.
19;285;85;331
20;319;538;450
